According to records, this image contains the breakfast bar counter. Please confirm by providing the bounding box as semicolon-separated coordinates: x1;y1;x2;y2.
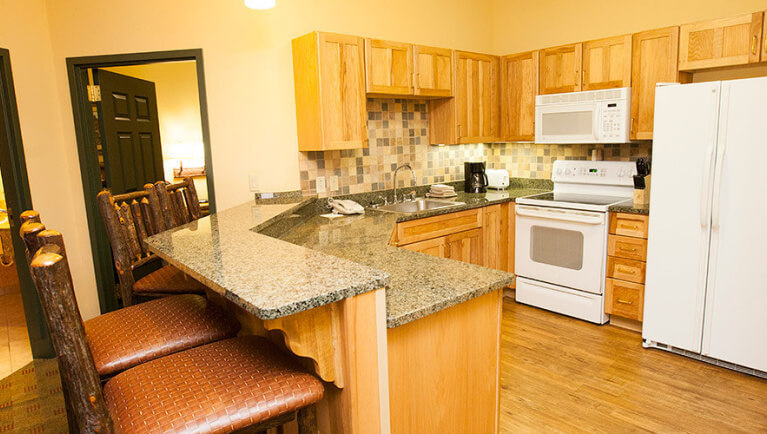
145;189;528;433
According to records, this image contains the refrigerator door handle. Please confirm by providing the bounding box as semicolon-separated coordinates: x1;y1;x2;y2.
711;142;727;229
700;144;715;227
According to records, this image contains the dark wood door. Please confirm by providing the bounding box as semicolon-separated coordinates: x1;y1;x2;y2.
94;69;163;194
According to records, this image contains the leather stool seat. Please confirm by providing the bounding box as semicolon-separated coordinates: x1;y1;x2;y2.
103;336;325;434
84;294;241;376
133;265;207;296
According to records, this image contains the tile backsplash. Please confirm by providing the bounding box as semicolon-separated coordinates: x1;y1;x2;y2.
297;99;651;196
489;142;652;179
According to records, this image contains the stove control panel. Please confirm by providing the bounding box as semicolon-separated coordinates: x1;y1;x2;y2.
552;160;636;186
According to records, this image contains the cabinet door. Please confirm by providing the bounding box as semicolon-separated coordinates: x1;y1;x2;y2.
500;51;538;141
414;45;453;97
507;203;516;287
763;11;767;60
582;35;632;91
446;228;483;266
293;32;367;151
539;43;582;94
679;12;763;71
630;27;688;141
482;204;506;270
455;51;500;143
319;33;368;150
365;39;413;95
401;237;446;258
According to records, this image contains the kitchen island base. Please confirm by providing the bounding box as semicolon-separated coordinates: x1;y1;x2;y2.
213;287;502;434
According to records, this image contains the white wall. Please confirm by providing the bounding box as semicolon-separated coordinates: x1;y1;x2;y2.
0;0;100;318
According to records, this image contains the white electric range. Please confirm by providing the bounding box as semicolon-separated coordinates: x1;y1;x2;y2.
514;160;637;324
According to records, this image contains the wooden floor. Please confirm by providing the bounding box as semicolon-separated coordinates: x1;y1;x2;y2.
499;298;767;433
2;293;767;433
0;274;32;380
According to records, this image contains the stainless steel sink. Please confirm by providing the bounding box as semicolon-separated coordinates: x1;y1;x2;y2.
373;198;464;214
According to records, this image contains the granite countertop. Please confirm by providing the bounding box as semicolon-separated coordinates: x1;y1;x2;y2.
144;200;389;320
609;200;650;215
145;187;543;328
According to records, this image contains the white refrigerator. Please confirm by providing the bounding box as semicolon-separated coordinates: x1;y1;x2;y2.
643;77;767;374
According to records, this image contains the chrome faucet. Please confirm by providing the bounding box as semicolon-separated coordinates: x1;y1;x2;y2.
393;163;417;203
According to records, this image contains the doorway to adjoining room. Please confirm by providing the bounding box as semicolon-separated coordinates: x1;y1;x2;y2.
67;50;215;313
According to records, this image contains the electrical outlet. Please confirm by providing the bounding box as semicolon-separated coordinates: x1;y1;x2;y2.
316;176;326;194
329;176;339;192
248;174;259;192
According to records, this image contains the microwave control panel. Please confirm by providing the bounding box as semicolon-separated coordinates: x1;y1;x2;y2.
599;100;630;142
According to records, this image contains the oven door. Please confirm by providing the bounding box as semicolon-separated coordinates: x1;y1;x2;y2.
535;102;600;143
515;205;607;294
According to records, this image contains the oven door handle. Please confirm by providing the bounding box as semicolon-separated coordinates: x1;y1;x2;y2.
515;206;604;225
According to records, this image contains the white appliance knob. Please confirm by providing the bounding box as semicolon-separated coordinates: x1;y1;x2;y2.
565;169;571;175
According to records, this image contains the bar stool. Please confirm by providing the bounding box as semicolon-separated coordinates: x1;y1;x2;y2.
96;179;206;307
25;225;324;433
20;214;241;378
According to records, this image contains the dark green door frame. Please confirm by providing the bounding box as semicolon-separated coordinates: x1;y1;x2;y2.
66;49;216;313
0;48;54;358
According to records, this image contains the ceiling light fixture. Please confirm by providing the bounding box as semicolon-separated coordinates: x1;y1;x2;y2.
245;0;275;10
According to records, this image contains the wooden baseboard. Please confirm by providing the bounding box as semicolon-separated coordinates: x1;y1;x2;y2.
609;315;642;333
503;287;515;299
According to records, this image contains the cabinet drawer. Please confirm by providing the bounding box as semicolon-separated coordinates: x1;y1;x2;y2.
395;208;482;246
605;278;644;321
606;256;646;284
610;213;649;238
608;235;647;261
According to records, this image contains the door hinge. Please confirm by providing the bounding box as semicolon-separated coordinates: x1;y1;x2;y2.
87;85;101;102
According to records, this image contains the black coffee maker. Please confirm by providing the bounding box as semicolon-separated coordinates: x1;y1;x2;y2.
464;162;488;193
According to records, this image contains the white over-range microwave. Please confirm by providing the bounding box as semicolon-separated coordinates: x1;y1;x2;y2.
535;87;631;144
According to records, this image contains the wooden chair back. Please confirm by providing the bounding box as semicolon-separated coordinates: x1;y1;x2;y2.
151;177;202;230
97;186;164;306
97;177;201;306
20;220;114;433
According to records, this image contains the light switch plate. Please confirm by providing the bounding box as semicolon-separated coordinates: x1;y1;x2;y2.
329;176;339;192
249;174;259;192
316;176;326;194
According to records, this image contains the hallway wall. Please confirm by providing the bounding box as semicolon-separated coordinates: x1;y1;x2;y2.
0;0;99;319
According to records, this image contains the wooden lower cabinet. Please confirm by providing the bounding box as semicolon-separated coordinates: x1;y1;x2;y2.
446;228;483;265
387;289;502;434
608;234;648;261
606;212;649;328
401;237;446;258
483;204;505;270
393;204;515;272
605;278;644;321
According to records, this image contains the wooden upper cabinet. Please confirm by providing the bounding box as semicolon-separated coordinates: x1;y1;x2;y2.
679;12;764;71
292;32;367;151
500;51;538;141
455;51;500;143
414;45;454;97
763;11;767;60
365;39;413;95
582;35;632;90
539;43;582;94
630;27;689;141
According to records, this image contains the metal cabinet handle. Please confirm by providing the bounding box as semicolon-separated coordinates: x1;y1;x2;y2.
752;35;758;55
617;299;633;305
618;245;637;252
616;265;637;275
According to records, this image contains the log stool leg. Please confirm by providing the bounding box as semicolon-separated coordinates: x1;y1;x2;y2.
297;406;318;434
